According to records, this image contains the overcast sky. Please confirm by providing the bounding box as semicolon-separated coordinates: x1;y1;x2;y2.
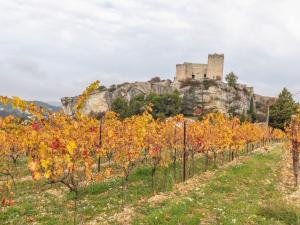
0;0;300;103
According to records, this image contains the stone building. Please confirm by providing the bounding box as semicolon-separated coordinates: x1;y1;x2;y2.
175;54;224;81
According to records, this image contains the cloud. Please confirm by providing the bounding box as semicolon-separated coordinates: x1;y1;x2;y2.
0;0;299;101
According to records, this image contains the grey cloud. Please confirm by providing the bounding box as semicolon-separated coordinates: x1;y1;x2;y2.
0;0;299;101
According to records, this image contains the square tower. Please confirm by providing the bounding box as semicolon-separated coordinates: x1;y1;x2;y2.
207;54;224;80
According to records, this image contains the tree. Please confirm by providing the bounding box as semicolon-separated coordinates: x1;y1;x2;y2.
228;104;239;117
247;96;257;122
269;88;298;130
128;94;146;116
181;87;200;116
149;76;161;83
112;92;182;119
111;97;129;119
146;92;182;119
225;72;238;88
239;111;247;123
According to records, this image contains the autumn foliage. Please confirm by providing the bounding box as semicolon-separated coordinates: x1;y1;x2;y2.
0;80;285;213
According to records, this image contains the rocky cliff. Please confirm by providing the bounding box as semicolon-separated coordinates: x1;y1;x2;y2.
61;79;274;121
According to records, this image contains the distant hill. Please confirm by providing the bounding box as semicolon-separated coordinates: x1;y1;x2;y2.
46;101;62;107
0;100;61;118
29;101;61;112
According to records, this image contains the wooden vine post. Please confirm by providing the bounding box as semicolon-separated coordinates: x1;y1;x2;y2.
98;118;103;173
291;115;299;187
183;120;187;182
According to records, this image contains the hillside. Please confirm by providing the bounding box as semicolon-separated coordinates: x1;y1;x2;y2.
61;79;275;121
0;101;61;118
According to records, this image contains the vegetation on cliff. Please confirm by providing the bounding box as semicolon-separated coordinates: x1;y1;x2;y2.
111;92;182;119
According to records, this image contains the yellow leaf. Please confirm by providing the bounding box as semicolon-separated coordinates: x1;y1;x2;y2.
65;155;71;163
41;159;49;169
33;172;42;180
66;141;77;155
39;142;47;158
44;170;51;179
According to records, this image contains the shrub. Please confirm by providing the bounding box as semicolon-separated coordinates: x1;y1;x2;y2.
179;78;201;88
149;77;161;83
225;72;238;88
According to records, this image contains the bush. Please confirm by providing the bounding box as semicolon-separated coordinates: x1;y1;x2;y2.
225;72;238;88
98;86;107;92
111;92;182;119
111;97;129;119
203;79;218;90
149;77;161;83
146;92;182;119
179;78;201;88
108;85;117;92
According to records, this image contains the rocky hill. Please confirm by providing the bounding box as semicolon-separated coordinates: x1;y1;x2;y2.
61;79;275;121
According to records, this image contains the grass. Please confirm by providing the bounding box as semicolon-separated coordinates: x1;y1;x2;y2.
132;145;300;225
0;152;210;224
1;143;299;224
258;201;300;225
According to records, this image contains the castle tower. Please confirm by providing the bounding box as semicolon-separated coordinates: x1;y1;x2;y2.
207;54;224;80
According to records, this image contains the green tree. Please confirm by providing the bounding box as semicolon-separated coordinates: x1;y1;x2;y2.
146;91;182;119
111;97;129;119
127;94;146;116
240;110;247;123
181;87;200;116
228;104;239;117
269;88;298;130
111;92;182;119
225;72;238;88
247;96;257;122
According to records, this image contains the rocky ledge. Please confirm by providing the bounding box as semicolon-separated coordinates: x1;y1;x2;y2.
61;79;275;121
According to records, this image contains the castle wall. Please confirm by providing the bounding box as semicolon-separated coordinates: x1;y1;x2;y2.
207;54;224;80
175;53;224;81
176;64;187;81
176;63;208;81
191;64;208;79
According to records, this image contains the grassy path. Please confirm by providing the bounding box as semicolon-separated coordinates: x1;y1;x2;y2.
131;144;300;225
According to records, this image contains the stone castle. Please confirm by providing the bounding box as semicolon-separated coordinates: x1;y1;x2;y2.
175;53;224;81
62;52;275;122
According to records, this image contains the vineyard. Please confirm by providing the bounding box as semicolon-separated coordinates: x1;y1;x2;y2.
0;81;297;225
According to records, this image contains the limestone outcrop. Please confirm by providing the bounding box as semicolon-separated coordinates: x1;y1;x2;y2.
61;79;274;121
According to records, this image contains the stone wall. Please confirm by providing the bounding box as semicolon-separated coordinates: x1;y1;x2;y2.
176;53;224;81
176;63;208;80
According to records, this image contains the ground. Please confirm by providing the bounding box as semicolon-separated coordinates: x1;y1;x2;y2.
1;143;299;225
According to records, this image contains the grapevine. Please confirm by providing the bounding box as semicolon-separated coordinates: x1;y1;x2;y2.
0;81;286;224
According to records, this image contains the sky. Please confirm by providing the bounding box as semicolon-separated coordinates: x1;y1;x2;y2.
0;0;300;103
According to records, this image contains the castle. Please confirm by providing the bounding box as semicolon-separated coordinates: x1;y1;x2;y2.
175;54;224;81
62;52;275;121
